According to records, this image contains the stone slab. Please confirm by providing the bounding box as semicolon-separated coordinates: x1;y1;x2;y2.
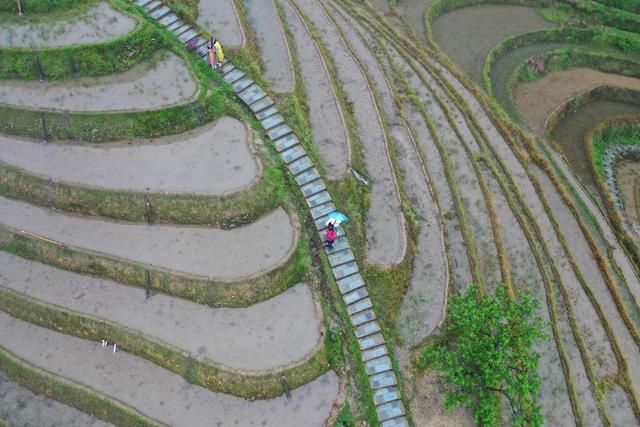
223;69;246;84
363;345;388;363
159;13;179;26
377;401;405;422
310;202;336;220
381;417;409;427
369;371;397;390
280;146;306;164
337;273;365;294
221;62;236;75
294;167;320;186
173;24;191;36
314;214;332;231
347;297;372;315
167;20;185;32
332;261;358;280
306;191;331;208
150;6;170;19
239;85;267;106
358;333;385;351
232;77;254;93
178;29;198;43
136;0;154;7
249;96;274;113
355;320;381;338
300;179;326;197
374;386;400;406
197;46;209;58
143;0;161;11
261;114;285;131
328;248;354;267
289;157;315;178
324;236;349;254
350;309;376;327
343;286;368;306
365;356;392;376
267;124;292;141
256;106;279;121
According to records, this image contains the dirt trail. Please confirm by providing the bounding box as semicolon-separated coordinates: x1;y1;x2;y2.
197;0;244;48
244;0;294;93
0;252;320;371
0;372;112;427
292;0;405;266
514;68;640;137
0;51;198;112
0;196;297;280
278;0;349;177
0;2;136;48
0;312;339;427
0;117;260;195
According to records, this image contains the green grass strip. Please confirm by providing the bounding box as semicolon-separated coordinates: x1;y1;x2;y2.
0;0;90;13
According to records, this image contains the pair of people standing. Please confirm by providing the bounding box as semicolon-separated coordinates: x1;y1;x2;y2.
208;38;224;69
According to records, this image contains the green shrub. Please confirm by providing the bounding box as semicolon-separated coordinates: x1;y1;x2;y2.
0;0;90;13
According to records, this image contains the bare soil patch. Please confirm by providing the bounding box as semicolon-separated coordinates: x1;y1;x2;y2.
0;51;198;112
617;158;640;227
0;196;297;280
0;2;136;48
0;312;339;427
0;117;260;195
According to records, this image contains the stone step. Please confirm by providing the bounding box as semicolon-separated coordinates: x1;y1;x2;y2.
249;96;274;114
280;146;306;164
232;77;253;93
362;344;387;362
239;85;267;106
306;191;332;209
350;309;376;327
289;156;314;177
135;0;154;7
143;0;161;11
267;124;293;141
166;20;185;32
347;296;372;315
365;356;392;376
178;30;199;43
374;386;401;406
376;401;405;422
150;5;171;19
221;62;236;75
158;13;179;26
223;69;246;84
294;167;321;187
381;416;409;427
359;333;385;351
197;45;209;58
337;273;365;294
172;24;191;37
328;248;355;268
343;287;369;306
256;106;279;121
274;134;300;154
369;370;397;389
332;260;358;280
355;320;381;338
324;235;349;254
300;179;326;197
261;114;284;131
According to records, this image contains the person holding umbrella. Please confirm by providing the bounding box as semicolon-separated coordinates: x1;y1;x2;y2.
324;223;338;249
324;211;348;249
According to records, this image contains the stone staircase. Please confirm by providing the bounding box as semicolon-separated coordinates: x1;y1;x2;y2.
132;0;408;424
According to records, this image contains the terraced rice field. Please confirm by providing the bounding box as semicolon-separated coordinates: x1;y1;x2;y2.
3;0;640;426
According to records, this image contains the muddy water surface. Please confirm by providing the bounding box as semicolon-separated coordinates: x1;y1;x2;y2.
197;0;244;48
0;117;260;195
616;158;640;227
0;2;136;48
0;372;112;427
0;313;339;427
0;51;197;111
432;4;552;82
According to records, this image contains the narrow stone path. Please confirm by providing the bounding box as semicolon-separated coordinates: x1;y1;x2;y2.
0;312;339;427
0;251;320;371
0;2;137;48
0;372;113;427
244;0;294;93
279;0;350;177
196;0;244;48
292;0;406;266
0;196;297;280
0;51;197;112
0;117;260;195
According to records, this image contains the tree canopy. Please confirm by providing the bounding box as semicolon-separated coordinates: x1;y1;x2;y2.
418;284;547;426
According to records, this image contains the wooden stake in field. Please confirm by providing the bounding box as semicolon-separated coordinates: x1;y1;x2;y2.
16;0;23;16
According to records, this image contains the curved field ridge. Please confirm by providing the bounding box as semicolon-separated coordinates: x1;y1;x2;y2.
292;0;406;266
0;372;112;427
0;197;297;280
197;0;245;49
0;117;260;195
0;51;198;112
0;2;137;48
244;0;294;93
279;0;350;177
0;252;320;371
0;313;339;427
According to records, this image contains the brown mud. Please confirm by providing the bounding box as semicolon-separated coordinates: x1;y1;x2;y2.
617;159;640;227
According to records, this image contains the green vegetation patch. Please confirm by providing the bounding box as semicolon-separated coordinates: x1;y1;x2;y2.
0;0;90;13
590;118;640;178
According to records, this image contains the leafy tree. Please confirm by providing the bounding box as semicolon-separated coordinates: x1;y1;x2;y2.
417;284;547;426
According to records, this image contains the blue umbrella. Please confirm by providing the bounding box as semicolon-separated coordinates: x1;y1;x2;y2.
328;211;348;222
